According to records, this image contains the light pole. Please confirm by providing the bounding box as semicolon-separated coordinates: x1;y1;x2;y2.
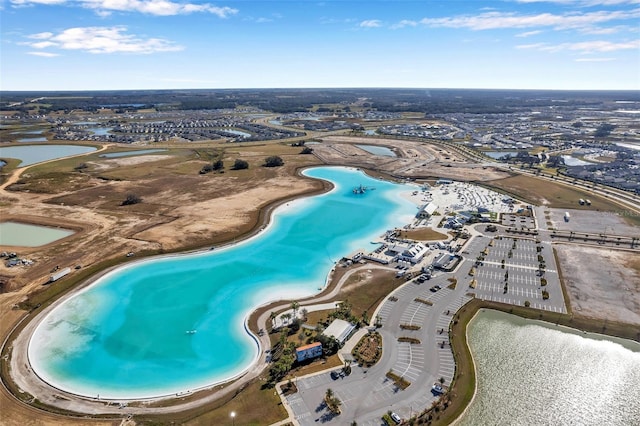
230;411;236;426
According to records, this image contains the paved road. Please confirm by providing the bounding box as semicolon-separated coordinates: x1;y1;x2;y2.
286;274;472;425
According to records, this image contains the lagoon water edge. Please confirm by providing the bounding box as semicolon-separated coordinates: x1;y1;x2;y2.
28;166;418;399
457;310;640;425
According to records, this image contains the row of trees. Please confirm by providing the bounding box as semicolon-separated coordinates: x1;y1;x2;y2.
200;156;284;174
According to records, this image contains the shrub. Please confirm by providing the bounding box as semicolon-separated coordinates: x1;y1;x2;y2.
264;156;284;167
121;193;142;206
232;159;249;170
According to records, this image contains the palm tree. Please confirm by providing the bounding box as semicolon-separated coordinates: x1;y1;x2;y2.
300;308;308;321
325;388;334;400
281;312;292;325
269;311;277;328
290;301;300;319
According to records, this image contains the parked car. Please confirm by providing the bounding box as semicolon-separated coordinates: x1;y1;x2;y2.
390;412;402;424
429;285;441;292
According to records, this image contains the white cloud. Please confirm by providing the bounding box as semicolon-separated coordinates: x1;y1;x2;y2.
30;40;57;48
391;19;418;29
28;31;54;39
574;57;617;61
579;24;630;33
23;26;184;54
420;9;640;31
516;30;543;37
359;19;382;28
27;51;60;57
11;0;238;17
515;1;640;6
11;0;66;5
517;39;640;52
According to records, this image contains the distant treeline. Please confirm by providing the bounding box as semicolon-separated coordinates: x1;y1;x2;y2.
1;88;638;115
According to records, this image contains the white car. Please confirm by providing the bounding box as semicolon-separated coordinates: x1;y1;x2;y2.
390;412;402;424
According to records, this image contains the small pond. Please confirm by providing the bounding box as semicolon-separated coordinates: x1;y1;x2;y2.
483;151;520;159
224;129;251;138
0;145;97;167
100;149;167;158
562;155;593;167
17;137;48;143
356;144;396;157
0;222;75;247
87;127;113;136
11;130;44;135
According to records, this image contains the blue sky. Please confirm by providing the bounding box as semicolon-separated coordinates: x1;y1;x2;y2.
1;0;639;91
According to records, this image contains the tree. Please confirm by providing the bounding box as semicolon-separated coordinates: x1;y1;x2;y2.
270;311;277;328
121;193;142;206
300;147;314;154
325;388;334;400
212;159;224;171
264;156;284;167
290;301;299;319
232;159;249;170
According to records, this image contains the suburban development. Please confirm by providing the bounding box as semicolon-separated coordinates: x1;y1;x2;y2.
1;88;639;426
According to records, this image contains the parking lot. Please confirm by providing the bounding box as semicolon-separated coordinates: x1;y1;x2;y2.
501;213;536;231
286;275;471;425
464;235;566;313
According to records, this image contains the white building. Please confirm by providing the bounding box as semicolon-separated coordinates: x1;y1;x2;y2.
416;202;438;219
388;242;430;264
323;319;356;345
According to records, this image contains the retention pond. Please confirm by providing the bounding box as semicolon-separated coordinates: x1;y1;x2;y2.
457;310;640;425
0;222;74;247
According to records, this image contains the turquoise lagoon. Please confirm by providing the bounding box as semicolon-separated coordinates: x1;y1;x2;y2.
29;167;418;399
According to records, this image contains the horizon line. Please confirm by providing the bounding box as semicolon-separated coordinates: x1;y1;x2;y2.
2;86;640;93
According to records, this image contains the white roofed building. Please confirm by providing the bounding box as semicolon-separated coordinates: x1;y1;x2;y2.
323;319;356;345
417;202;438;219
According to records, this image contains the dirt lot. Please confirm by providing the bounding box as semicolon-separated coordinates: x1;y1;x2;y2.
313;136;510;182
547;208;640;236
555;244;640;326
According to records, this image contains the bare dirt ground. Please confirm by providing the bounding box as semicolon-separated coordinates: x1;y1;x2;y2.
547;208;640;236
314;136;510;181
555;244;640;326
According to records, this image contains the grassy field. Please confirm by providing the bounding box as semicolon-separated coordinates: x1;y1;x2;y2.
398;228;448;241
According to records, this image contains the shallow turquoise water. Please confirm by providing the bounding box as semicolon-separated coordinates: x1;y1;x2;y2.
29;166;418;399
